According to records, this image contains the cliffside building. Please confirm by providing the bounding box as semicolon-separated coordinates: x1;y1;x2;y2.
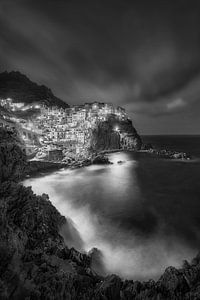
0;99;135;158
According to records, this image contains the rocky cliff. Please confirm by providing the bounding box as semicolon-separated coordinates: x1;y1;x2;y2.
1;127;200;299
0;127;26;182
90;116;142;152
0;128;100;299
0;71;68;108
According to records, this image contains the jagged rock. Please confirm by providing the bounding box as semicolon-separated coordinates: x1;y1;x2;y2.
0;181;100;299
25;160;66;177
90;116;142;151
158;266;190;297
92;155;112;164
88;248;106;276
0;127;26;182
95;275;122;300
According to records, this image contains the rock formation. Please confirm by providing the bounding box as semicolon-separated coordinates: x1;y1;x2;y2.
1;127;200;299
0;127;26;182
90;116;142;152
91;155;112;164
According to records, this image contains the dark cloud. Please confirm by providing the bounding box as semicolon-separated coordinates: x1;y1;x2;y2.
1;0;200;133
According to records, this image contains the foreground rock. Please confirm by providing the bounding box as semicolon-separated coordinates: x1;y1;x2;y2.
25;160;67;177
0;127;27;182
0;182;102;299
2;181;200;300
69;155;112;169
92;155;112;165
1;127;200;299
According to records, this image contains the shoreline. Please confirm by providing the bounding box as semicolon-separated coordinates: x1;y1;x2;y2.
25;146;192;179
24;152;114;178
23;160;68;179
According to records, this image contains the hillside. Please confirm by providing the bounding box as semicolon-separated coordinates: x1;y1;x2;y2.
0;71;68;108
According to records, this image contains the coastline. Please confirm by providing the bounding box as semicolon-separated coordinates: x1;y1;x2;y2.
25;145;191;180
23;160;68;179
24;153;113;178
2;129;200;299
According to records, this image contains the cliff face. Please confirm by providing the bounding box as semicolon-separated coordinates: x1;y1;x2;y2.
90;116;142;152
0;128;99;299
0;181;98;299
0;127;26;182
0;71;68;108
1;127;200;299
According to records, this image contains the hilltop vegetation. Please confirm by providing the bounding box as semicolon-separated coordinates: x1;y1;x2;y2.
0;71;68;108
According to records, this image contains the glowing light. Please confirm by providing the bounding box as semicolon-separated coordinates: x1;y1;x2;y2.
115;126;119;132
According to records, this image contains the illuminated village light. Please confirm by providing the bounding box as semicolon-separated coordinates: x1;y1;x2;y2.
0;99;128;156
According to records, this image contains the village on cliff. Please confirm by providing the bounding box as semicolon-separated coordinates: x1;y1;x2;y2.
0;98;137;162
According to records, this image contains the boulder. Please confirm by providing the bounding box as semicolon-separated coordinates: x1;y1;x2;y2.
92;155;112;164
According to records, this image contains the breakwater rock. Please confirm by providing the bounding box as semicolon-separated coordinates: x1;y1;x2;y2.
142;143;191;160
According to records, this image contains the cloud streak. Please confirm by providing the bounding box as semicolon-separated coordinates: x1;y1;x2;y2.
1;0;200;132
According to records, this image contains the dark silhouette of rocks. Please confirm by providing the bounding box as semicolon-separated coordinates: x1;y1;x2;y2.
0;127;27;182
25;160;66;177
1;127;200;299
92;155;112;164
142;142;191;160
90;116;142;151
0;71;68;108
117;160;125;164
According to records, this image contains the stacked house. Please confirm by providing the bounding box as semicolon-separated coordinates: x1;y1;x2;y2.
0;98;129;157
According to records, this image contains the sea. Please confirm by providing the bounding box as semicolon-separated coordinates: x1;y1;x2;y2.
23;135;200;280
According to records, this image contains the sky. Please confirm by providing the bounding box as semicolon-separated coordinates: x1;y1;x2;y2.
0;0;200;134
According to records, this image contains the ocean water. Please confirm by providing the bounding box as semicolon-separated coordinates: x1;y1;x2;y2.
23;135;200;280
142;135;200;158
